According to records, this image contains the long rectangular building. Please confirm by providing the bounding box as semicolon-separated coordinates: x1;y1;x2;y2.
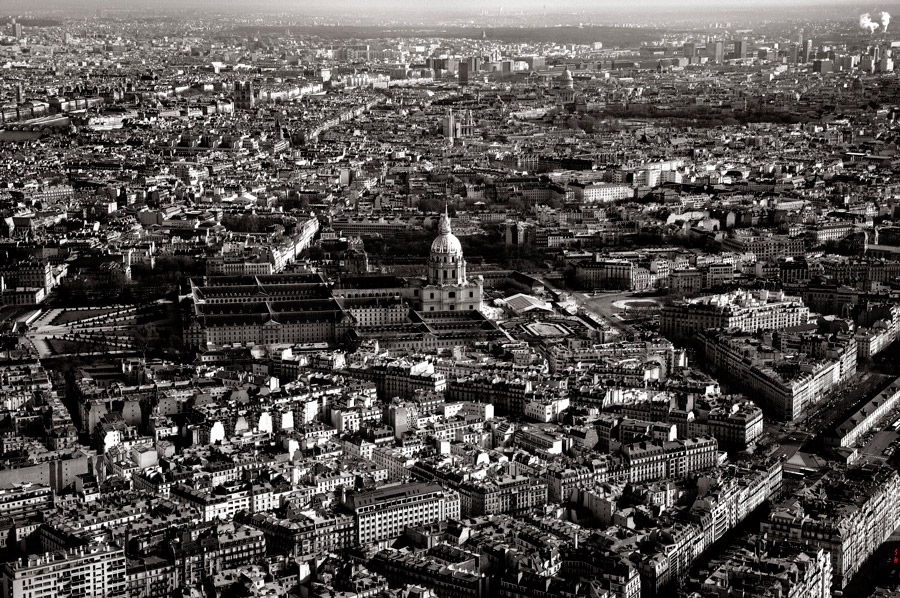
456;475;548;517
698;329;855;421
1;543;126;598
661;289;809;341
827;377;900;448
343;482;460;546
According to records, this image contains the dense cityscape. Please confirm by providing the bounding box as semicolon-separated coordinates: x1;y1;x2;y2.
0;2;900;597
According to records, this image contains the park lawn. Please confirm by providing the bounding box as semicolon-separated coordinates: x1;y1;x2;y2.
53;308;121;325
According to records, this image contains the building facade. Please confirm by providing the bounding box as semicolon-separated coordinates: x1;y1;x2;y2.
344;482;461;546
421;210;483;313
1;543;127;598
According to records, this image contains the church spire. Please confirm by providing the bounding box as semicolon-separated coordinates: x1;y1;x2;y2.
439;205;452;235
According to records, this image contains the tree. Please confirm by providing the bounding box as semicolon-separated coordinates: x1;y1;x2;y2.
131;324;160;358
221;214;279;233
495;279;532;297
416;197;445;213
98;269;128;303
278;195;311;212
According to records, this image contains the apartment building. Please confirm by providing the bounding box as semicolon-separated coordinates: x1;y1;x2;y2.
456;475;548;517
0;483;53;520
238;509;355;557
543;460;611;503
722;233;805;260
1;543;126;598
698;329;854;421
575;258;652;291
698;542;832;598
761;465;900;589
343;482;460;545
661;289;810;341
621;437;718;483
707;403;764;449
827;377;900;448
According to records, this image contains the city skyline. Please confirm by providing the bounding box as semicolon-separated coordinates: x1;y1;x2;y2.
0;4;899;598
5;0;900;18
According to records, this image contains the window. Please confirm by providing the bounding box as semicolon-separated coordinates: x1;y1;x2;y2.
430;293;434;299
448;291;455;298
449;305;455;310
469;291;473;297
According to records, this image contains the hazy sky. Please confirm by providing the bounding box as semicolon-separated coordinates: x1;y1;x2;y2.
6;0;898;17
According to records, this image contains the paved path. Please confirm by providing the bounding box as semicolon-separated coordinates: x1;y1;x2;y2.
26;307;140;358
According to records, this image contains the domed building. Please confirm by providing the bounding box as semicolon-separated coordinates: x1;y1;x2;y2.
559;66;574;90
554;66;576;104
422;208;483;312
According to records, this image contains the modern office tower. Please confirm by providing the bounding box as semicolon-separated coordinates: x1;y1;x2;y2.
813;59;834;74
442;108;456;141
683;42;696;58
707;40;724;63
459;61;469;86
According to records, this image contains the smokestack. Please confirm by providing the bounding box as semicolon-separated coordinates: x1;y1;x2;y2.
882;11;891;33
860;13;880;34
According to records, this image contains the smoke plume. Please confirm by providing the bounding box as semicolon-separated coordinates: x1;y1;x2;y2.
882;11;891;33
860;12;879;34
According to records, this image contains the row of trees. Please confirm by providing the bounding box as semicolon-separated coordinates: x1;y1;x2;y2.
598;105;810;127
363;226;548;272
220;214;281;233
52;255;205;307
